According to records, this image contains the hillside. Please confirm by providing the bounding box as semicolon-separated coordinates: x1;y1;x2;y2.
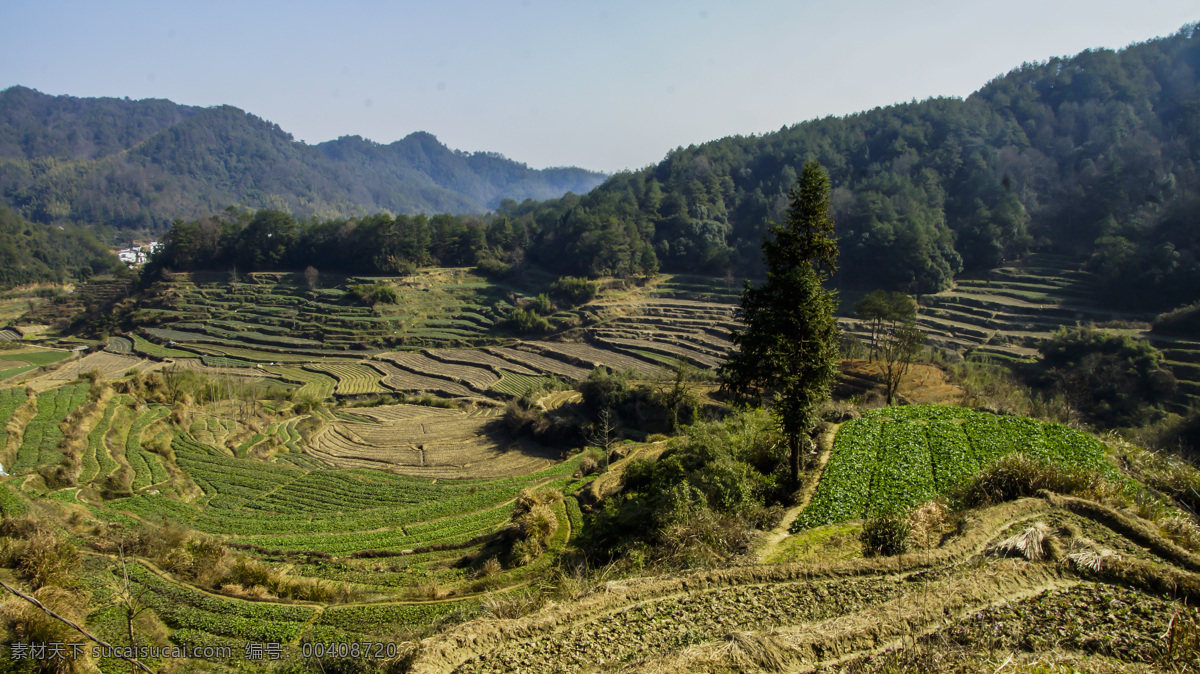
0;86;607;228
0;206;120;287
491;24;1200;314
0;267;1193;672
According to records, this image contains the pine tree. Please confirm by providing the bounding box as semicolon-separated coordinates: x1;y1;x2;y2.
721;161;841;487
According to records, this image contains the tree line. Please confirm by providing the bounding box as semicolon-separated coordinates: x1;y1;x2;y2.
146;25;1200;316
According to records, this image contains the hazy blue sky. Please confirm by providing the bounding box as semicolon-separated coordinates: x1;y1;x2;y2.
2;1;1197;173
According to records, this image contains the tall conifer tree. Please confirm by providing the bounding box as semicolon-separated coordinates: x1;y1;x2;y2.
721;161;841;486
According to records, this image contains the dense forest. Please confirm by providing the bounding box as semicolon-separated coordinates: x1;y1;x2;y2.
0;207;120;286
499;23;1200;311
146;25;1200;313
0;86;607;227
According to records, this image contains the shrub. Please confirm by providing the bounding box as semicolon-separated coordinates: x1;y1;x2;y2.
550;277;598;305
345;283;399;306
950;453;1116;509
18;534;80;589
507;307;551;334
861;514;911;557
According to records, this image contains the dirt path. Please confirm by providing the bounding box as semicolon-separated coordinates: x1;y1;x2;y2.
752;423;838;562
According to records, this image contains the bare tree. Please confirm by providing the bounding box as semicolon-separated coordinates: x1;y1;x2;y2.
879;320;926;405
303;265;320;291
586;408;619;472
116;546;153;672
653;359;700;434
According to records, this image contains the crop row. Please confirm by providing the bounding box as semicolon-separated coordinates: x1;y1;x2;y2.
43;351;146;382
525;342;663;377
370;361;473;397
425;348;538;376
484;347;590;380
105;336;133;354
111;443;586;539
131;334;196;359
376;352;498;391
125;407;171;490
318;601;478;635
592;336;722;369
124;563;313;643
11;383;89;473
80;403;119;484
264;365;337;399
305;362;390;396
796;405;1115;528
490;371;547;397
234;506;513;554
0;388;26;457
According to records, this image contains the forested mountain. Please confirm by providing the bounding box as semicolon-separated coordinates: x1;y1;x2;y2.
0;86;607;228
148;24;1200;312
0;206;119;287
495;23;1200;311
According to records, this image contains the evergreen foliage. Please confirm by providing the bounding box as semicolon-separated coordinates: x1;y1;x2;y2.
126;24;1200;306
721;162;841;486
1039;327;1177;427
0;206;119;287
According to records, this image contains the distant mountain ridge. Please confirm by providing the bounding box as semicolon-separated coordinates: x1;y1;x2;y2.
0;86;607;228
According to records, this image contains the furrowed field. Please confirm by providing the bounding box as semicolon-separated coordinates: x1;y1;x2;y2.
795;405;1119;529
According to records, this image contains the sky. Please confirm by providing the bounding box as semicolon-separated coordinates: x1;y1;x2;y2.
2;1;1198;174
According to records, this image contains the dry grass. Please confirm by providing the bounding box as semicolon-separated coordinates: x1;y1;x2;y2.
482;589;544;620
952;453;1121;509
17;533;80;590
1163;602;1200;672
907;499;949;550
987;521;1054;561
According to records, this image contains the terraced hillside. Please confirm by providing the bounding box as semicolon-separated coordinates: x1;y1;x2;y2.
413;493;1200;673
132;268;513;351
0;374;598;663
98;270;753;408
408;405;1200;673
838;254;1123;362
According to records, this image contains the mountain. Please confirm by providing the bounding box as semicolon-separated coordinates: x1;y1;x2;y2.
500;23;1200;310
0;86;606;228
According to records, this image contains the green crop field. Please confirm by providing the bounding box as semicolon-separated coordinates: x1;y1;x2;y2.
795;405;1117;529
0;388;26;458
10;383;89;473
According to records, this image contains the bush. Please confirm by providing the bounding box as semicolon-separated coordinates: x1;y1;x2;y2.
861;514;911;557
550;277;598;305
1153;301;1200;335
582;409;786;567
18;534;80;589
950;453;1117;509
345;283;399;306
507;307;551;334
1038;326;1177;427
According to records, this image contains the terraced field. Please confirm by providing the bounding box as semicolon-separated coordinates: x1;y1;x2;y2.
377;352;500;392
306;361;392;396
31;350;152;386
1;263;1197;670
412;494;1200;673
9;382;89;473
134;268;512;352
308;403;554;477
795;405;1116;528
838;253;1134;362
